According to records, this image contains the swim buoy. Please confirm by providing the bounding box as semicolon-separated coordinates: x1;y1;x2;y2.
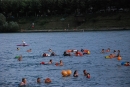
61;70;68;77
83;50;90;54
117;56;122;61
87;51;90;54
40;62;45;65
66;70;72;76
75;52;83;56
121;62;125;65
66;50;72;53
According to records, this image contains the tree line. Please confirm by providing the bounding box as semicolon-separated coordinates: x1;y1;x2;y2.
0;0;130;17
0;0;130;32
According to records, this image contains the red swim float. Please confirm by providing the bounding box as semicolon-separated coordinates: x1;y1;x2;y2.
55;63;59;66
66;50;72;53
75;52;83;56
40;62;45;65
45;78;51;83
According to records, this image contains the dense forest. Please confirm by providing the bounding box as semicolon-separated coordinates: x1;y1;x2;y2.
0;0;130;32
0;0;130;17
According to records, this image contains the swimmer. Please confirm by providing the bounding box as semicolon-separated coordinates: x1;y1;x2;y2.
55;60;63;66
59;60;63;66
17;47;20;51
83;70;88;76
22;40;26;45
43;53;46;57
125;62;130;66
42;53;50;57
44;78;51;83
51;52;56;56
75;50;79;54
101;49;105;53
106;48;110;52
109;54;113;58
63;51;71;56
86;73;90;78
18;55;22;61
27;49;31;52
48;59;53;64
48;48;52;52
116;50;120;57
81;49;84;52
112;50;116;57
81;49;89;55
73;70;78;77
20;78;27;86
37;78;41;83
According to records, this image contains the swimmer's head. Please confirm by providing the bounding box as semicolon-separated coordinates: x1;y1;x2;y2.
37;78;41;83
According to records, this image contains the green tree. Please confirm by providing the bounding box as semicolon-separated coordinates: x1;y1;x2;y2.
0;13;6;32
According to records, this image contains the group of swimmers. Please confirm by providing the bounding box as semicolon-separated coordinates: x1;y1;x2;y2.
63;49;90;56
101;48;121;58
73;70;90;78
16;48;32;61
16;44;129;86
19;77;52;86
101;48;110;53
101;48;130;66
19;69;90;86
40;59;63;66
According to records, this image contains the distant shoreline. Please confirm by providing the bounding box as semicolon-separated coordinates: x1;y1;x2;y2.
20;28;130;33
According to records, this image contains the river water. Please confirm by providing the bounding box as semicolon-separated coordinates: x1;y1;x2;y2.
0;30;130;87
